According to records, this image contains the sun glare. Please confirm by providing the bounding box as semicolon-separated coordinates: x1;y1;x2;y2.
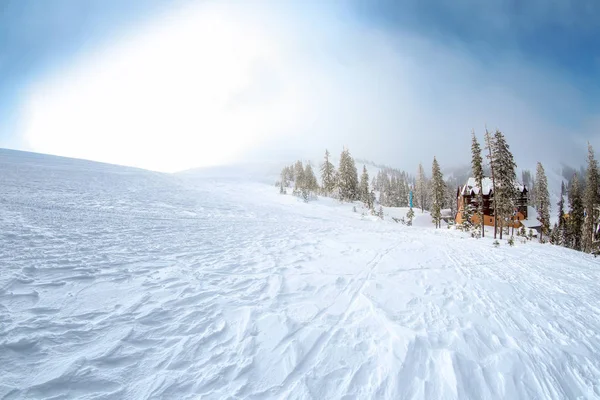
22;3;278;172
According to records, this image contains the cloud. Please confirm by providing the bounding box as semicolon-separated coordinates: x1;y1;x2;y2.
19;0;598;173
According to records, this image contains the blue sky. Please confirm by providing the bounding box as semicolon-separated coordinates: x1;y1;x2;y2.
1;0;598;171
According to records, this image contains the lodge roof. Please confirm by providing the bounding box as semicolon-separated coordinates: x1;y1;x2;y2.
460;177;527;196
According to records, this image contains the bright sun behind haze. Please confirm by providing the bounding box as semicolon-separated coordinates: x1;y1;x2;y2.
22;2;291;172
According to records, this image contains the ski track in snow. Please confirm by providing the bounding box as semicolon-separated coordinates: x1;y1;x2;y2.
1;151;600;399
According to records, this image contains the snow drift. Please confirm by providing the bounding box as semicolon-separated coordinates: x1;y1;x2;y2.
1;149;599;399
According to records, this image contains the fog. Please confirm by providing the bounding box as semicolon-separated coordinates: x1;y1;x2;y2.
17;0;598;173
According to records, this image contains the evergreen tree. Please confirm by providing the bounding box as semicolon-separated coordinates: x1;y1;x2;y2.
338;148;359;202
582;143;600;252
399;180;409;207
484;129;499;238
359;165;371;208
568;174;584;250
304;164;318;200
534;162;551;242
491;130;517;240
430;157;445;228
293;160;305;196
406;207;415;226
557;181;566;245
550;223;559;244
471;131;485;237
320;149;336;196
380;173;391;206
415;163;427;212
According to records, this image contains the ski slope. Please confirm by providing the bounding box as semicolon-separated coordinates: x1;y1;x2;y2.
1;149;600;399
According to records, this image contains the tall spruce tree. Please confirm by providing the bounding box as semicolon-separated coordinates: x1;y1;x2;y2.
568;174;584;250
293;160;305;196
380;173;391;206
534;162;551;242
491;130;517;240
557;181;566;245
582;143;600;252
484;129;499;238
416;163;427;212
430;157;445;228
304;164;318;193
338;148;359;202
471;131;485;237
359;165;371;207
320;149;336;196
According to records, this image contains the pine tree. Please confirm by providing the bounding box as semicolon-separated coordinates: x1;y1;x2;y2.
582;143;600;252
491;130;517;240
557;181;566;245
416;163;427;212
471;131;485;237
380;173;391;206
568;174;584;250
399;179;409;207
359;165;371;208
430;157;445;228
304;164;318;200
293;160;305;196
534;162;551;242
484;129;499;238
338;148;359;202
320;149;336;196
406;207;415;226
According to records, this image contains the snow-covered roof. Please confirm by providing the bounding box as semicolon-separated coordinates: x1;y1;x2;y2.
521;219;542;229
441;209;453;217
460;177;526;196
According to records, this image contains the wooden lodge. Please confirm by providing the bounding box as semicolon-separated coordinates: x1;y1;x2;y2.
455;177;529;228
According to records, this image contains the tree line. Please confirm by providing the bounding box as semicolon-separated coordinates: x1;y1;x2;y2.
468;129;600;254
278;133;600;254
278;147;456;227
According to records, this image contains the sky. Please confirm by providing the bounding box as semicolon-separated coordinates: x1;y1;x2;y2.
1;0;599;173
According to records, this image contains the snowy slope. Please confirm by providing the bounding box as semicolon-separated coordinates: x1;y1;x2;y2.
2;149;600;399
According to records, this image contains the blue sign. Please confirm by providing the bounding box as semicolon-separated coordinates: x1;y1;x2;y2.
409;190;413;208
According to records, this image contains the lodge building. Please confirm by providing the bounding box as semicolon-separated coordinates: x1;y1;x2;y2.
455;177;529;228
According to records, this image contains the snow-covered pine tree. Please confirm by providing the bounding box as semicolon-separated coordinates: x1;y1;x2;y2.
389;176;398;207
320;149;336;197
380;173;391;206
293;160;305;196
304;164;318;200
406;207;415;226
471;131;485;237
491;130;517;240
550;223;559;244
582;143;600;253
430;157;445;228
359;165;371;208
568;174;584;250
399;179;408;207
416;163;427;213
534;162;551;242
557;181;566;245
338;148;359;202
484;129;499;239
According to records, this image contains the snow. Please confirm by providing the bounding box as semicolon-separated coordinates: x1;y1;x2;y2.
462;177;526;196
463;177;494;196
2;149;600;399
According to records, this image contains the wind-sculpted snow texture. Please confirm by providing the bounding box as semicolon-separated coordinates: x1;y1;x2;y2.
1;149;600;399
